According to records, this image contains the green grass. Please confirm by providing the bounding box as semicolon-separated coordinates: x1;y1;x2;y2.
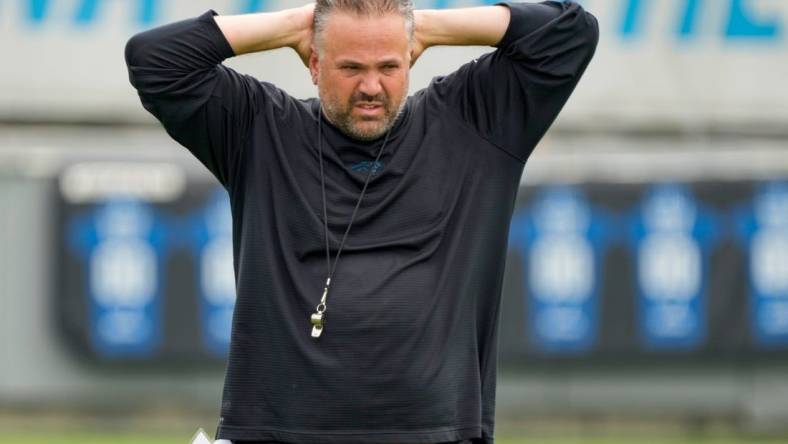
1;434;785;444
0;433;183;444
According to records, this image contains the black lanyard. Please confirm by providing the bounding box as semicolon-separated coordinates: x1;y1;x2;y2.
309;109;392;338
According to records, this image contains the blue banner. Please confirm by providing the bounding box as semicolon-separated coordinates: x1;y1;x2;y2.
629;184;718;350
67;198;167;357
186;189;236;357
735;182;788;348
509;186;610;354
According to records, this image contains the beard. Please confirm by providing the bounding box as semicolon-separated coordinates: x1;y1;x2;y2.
319;87;407;142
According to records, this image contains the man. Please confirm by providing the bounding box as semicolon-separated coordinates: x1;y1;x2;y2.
125;0;598;443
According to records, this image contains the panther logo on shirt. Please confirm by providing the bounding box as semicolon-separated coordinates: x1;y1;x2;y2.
350;160;383;175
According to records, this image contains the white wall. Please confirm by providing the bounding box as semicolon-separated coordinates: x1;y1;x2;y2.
1;0;786;131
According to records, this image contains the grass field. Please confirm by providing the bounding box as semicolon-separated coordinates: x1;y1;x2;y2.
1;434;786;444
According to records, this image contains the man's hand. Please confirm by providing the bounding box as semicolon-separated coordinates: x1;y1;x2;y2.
292;3;315;68
410;10;428;67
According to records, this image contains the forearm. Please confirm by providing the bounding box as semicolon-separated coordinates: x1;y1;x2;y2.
213;4;313;56
415;5;510;49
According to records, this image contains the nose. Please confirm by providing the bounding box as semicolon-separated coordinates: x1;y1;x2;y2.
357;72;382;98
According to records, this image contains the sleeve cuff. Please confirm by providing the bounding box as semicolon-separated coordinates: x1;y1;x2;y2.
494;1;565;48
198;9;237;59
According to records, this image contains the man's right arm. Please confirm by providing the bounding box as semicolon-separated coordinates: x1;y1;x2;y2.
214;4;314;64
124;6;313;188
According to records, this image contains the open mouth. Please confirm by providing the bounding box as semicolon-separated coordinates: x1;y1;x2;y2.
354;103;384;116
356;103;382;109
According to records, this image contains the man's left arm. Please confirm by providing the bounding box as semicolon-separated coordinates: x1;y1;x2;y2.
411;5;510;61
417;1;599;163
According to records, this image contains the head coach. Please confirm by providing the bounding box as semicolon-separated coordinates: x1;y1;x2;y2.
125;0;598;442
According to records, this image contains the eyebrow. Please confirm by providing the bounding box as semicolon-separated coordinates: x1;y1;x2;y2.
335;58;403;67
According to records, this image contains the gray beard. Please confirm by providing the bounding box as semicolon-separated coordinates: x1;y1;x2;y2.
320;95;408;142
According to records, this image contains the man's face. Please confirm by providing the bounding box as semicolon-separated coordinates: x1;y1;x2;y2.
310;11;411;141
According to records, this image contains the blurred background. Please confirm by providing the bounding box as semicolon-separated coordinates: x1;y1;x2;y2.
1;0;787;443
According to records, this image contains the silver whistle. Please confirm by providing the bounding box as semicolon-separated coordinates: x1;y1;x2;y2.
310;278;330;338
310;312;324;338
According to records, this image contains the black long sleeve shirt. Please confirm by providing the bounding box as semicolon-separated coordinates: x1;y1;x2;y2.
125;2;598;443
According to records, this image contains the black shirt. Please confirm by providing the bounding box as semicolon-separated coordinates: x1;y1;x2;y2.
125;2;598;443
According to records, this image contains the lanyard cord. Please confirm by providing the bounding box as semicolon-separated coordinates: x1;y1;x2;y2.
311;109;392;338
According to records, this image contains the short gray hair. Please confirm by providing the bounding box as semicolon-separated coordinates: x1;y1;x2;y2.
313;0;415;51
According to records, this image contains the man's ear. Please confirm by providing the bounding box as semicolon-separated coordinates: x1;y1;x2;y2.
309;45;319;86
